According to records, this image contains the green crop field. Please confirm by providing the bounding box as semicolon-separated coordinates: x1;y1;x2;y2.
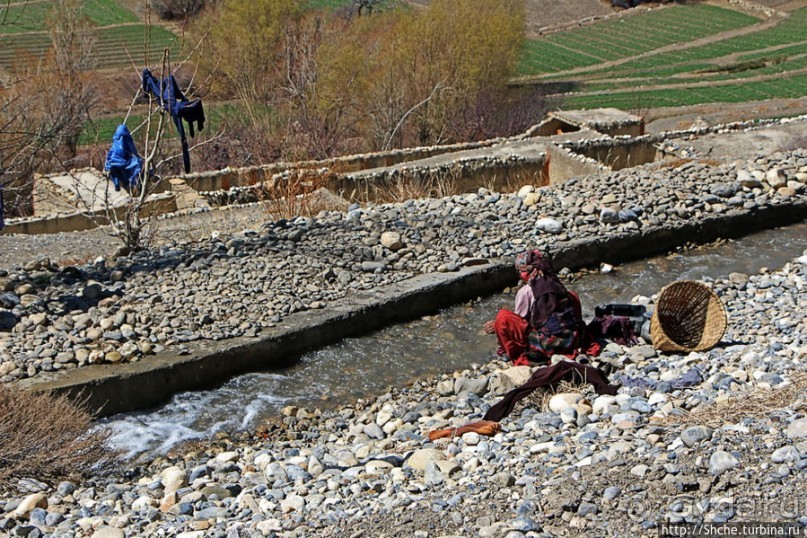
0;24;179;70
0;0;137;34
518;4;807;111
305;0;353;9
559;73;807;110
0;0;177;70
517;4;758;75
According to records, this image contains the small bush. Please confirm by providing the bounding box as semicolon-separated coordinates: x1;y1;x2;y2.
0;384;119;492
152;0;205;21
260;168;342;220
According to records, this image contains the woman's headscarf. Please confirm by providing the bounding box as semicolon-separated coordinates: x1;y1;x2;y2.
514;249;556;280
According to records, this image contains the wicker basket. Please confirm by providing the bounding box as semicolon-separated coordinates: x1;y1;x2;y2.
650;280;727;353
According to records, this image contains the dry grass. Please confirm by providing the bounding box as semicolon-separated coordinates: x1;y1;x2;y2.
0;384;120;493
260;168;342;220
377;169;460;204
513;378;591;415
663;372;807;428
657;157;723;169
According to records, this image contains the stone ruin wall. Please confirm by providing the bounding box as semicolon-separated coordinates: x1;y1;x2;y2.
562;136;661;171
180;138;505;194
545;144;609;183
333;155;549;202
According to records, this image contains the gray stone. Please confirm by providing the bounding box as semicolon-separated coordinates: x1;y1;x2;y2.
709;451;740;476
771;446;800;463
535;218;563;234
681;426;713;448
0;311;18;332
424;461;445;486
787;418;807;439
82;281;103;300
600;208;620;224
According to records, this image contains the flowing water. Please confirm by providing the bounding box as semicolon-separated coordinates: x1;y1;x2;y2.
102;223;807;459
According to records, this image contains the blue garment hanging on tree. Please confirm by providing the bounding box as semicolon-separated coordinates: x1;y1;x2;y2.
141;69;205;174
104;124;144;191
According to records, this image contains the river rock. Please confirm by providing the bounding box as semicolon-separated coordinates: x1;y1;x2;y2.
786;418;807;439
380;232;403;251
709;451;740;476
771;446;800;463
548;393;584;413
405;449;447;472
91;528;125;538
523;192;541;207
0;311;17;331
13;493;48;518
681;426;713;447
535;218;563;234
82;281;103;300
765;168;786;188
454;376;489;396
599;208;620;224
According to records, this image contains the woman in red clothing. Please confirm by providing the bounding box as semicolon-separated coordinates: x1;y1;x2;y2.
484;249;585;366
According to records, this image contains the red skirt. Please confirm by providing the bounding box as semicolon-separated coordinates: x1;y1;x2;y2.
493;309;579;366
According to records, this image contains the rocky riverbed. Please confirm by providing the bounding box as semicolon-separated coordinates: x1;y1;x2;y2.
1;248;805;537
1;147;807;383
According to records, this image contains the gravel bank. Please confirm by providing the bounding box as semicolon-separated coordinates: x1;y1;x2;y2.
0;251;805;537
1;147;806;384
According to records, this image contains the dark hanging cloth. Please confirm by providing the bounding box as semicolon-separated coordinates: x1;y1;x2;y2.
104;124;144;191
0;184;5;230
141;69;205;174
483;361;619;422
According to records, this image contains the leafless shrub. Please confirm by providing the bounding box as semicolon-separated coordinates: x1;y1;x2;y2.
377;168;460;204
0;384;120;492
152;0;206;21
260;168;341;220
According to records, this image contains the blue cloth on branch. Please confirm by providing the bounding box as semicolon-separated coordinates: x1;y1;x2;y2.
104;124;144;191
141;69;205;174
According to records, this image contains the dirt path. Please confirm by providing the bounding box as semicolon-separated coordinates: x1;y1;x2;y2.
545;66;807;99
644;96;807;132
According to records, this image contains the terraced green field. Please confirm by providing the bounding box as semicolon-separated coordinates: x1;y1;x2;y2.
560;74;807;109
0;0;138;33
518;4;758;75
0;0;178;70
519;4;807;110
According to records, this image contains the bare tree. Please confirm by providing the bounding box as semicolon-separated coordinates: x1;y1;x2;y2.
0;0;97;218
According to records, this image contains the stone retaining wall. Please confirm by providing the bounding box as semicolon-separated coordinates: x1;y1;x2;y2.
19;199;807;416
180;139;505;193
335;155;550;201
562;137;661;170
0;194;178;235
546;144;609;183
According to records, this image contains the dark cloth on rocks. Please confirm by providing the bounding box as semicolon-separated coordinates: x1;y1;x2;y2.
483;361;619;422
586;315;639;346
